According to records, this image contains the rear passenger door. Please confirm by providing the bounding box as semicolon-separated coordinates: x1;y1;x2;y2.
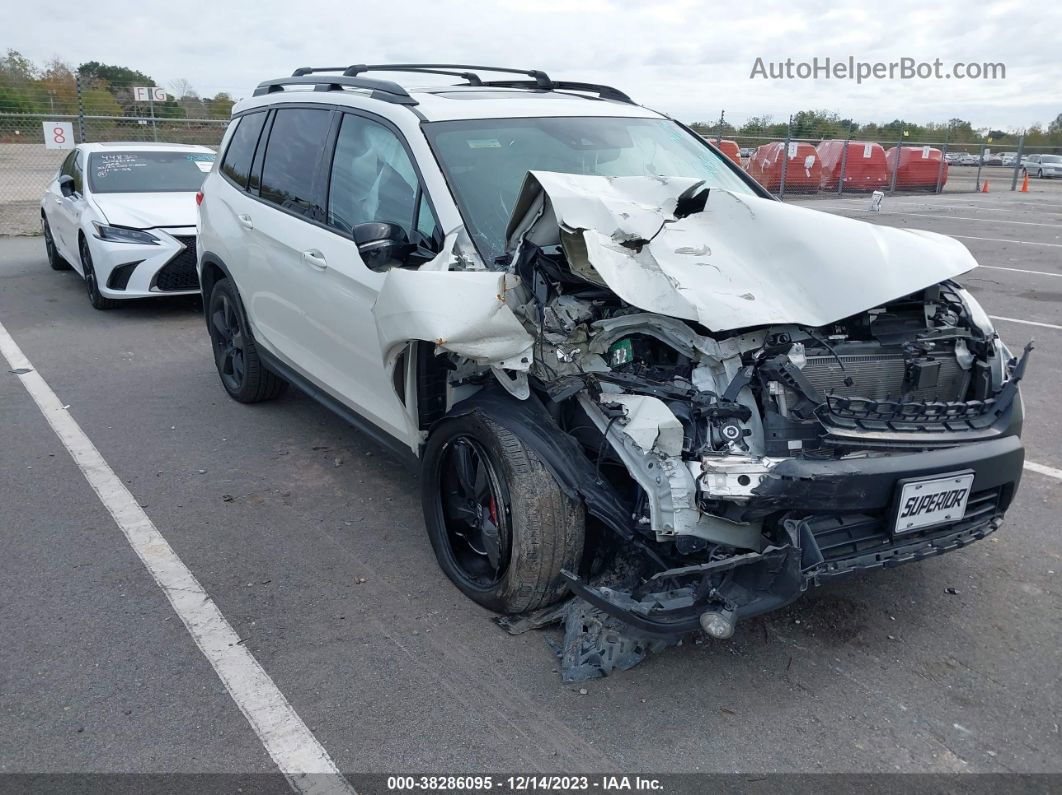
236;106;335;371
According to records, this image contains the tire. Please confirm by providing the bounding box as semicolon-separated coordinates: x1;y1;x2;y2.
207;277;287;403
422;412;584;614
79;236;120;310
43;216;71;271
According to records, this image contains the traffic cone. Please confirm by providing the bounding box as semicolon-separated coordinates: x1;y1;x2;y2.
1020;172;1029;192
981;180;989;193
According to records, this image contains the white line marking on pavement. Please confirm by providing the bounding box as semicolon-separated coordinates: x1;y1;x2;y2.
816;207;1059;227
0;320;354;795
989;315;1062;331
981;265;1062;278
1025;461;1062;481
948;235;1062;249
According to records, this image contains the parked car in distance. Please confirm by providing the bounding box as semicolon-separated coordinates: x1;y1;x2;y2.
41;142;215;309
1022;154;1062;178
197;64;1028;648
983;153;1004;166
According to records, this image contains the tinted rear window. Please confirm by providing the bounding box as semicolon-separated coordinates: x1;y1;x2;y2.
260;108;332;216
221;112;267;188
87;151;215;193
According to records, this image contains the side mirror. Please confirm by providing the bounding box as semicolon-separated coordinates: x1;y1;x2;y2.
353;222;413;271
58;175;75;198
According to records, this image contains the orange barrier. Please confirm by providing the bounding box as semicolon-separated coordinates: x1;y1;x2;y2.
816;140;889;191
709;139;742;166
1020;172;1030;192
746;142;821;193
885;145;949;191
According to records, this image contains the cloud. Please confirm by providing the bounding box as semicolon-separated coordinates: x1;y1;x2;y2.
7;0;1061;128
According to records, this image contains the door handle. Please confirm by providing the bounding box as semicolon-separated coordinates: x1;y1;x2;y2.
301;249;328;271
237;213;253;230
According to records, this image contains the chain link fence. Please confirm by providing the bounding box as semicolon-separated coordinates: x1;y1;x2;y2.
3;76;1060;235
1;75;229;235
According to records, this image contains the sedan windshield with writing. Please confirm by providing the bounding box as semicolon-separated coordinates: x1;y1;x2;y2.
88;152;215;194
424;116;756;263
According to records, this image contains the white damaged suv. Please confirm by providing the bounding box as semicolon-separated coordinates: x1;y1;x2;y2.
197;65;1029;656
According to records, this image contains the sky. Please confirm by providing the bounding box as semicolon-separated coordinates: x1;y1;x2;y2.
7;0;1062;131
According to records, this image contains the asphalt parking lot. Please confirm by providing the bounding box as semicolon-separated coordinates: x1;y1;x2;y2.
1;188;1060;783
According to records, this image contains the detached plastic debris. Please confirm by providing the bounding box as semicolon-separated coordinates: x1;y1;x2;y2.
496;597;678;683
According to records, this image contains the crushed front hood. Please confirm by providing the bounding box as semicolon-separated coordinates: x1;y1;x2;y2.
505;172;978;332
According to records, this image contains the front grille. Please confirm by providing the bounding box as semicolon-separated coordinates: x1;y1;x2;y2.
154;235;199;292
803;486;1001;564
802;352;966;402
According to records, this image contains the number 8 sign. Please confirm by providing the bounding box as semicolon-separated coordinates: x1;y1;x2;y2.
43;121;75;150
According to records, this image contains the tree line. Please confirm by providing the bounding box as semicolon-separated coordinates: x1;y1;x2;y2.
691;108;1062;148
0;50;234;120
4;52;1059;149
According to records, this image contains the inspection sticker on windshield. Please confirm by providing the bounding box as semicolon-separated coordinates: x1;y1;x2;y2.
892;472;974;534
467;138;502;149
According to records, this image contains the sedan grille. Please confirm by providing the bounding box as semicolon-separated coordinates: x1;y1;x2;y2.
154;235;200;292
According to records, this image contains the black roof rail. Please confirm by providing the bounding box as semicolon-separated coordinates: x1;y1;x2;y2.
252;73;418;105
275;65;636;105
338;64;553;90
478;79;634;104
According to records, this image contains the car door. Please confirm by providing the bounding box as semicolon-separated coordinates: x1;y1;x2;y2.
50;149;85;261
233;106;337;377
291;110;442;445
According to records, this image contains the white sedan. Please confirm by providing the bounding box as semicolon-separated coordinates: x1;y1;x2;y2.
40;142;215;309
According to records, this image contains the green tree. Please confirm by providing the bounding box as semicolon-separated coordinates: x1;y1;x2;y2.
205;92;235;119
77;61;154;92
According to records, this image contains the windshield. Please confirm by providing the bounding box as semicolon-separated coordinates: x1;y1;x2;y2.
88;151;215;194
423;116;757;263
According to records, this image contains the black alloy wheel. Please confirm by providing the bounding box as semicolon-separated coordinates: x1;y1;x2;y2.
437;435;512;588
43;216;70;270
80;237;119;309
210;290;246;394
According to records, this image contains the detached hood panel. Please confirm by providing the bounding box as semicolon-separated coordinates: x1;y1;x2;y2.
505;172;978;332
92;192;199;229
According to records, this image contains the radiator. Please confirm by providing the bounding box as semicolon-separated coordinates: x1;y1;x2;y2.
801;352;966;402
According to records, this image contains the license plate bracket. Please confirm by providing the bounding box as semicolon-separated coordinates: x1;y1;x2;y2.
890;470;975;535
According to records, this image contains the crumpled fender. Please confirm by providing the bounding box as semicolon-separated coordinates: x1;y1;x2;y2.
371;267;534;370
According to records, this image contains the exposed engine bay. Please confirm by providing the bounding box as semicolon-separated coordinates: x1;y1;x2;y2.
376;173;1031;680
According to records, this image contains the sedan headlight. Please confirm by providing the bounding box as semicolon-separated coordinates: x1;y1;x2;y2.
92;222;159;245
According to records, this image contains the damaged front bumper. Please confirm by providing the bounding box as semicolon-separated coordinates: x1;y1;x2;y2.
563;434;1023;638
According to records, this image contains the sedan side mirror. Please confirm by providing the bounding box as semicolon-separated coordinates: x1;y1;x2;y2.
353;222;414;272
58;175;75;198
